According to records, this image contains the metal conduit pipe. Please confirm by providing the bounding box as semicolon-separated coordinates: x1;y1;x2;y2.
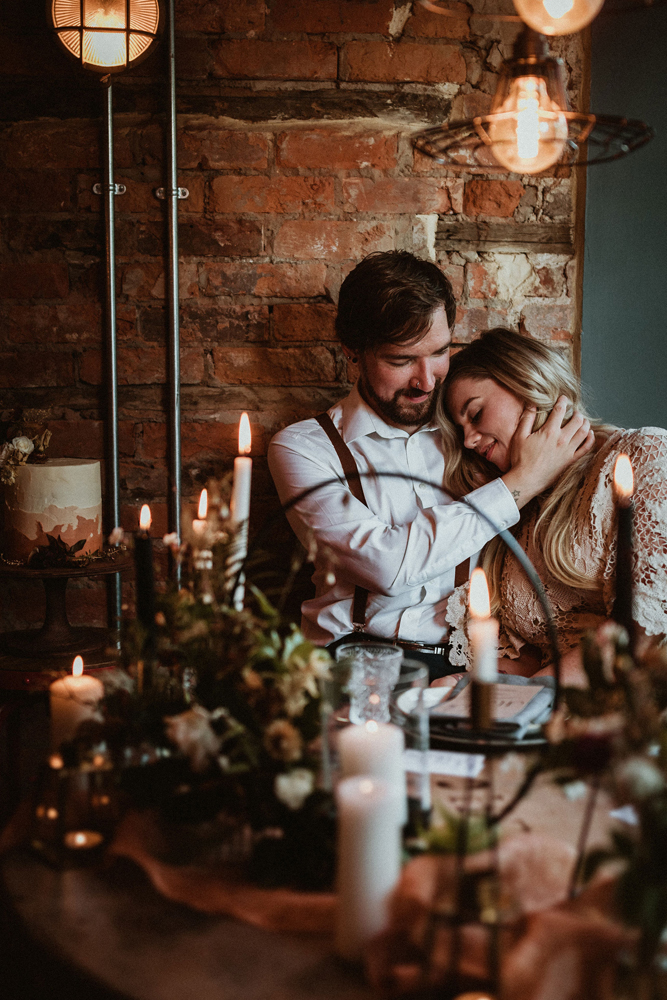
103;80;122;634
166;0;182;584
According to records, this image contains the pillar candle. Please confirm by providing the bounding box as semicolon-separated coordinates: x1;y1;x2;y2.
134;504;156;634
49;656;103;750
612;454;635;653
335;776;402;962
468;568;498;729
339;720;406;823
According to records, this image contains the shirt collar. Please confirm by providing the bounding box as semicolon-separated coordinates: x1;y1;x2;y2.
340;384;440;443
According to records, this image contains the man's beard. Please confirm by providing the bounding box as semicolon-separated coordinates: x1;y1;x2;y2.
358;370;441;429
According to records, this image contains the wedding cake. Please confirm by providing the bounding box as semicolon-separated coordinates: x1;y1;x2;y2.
1;459;103;561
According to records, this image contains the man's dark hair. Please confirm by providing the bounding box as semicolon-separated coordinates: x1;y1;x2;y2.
335;251;456;353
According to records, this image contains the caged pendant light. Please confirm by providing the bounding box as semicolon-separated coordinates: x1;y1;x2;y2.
49;0;162;74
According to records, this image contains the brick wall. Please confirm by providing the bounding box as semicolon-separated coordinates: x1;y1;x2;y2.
0;0;586;630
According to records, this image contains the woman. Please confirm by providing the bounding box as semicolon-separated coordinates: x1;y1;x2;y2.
437;328;667;682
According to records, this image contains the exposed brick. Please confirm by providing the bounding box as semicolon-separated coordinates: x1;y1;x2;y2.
182;421;266;459
211;176;335;215
273;303;337;342
0;122;99;170
0;351;74;387
438;261;464;300
405;1;470;39
115;220;163;257
0;299;101;345
214;40;337;80
46;419;135;459
179;128;270;170
181;303;270;343
120;262;164;300
277;129;398;170
342;177;450;214
0;262;69;300
211;346;337;385
140;422;167;461
0;171;72;214
274;220;393;261
177;0;265;33
520;302;573;342
270;0;394;34
466;261;498;299
529;262;567;298
80;347;205;385
453;305;509;343
342;41;466;84
201;261;327;298
463;179;524;218
179;219;264;257
173;37;214;80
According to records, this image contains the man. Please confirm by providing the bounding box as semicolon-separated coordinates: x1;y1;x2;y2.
268;251;593;676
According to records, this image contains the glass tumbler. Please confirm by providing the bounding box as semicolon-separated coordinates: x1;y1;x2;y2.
335;642;403;725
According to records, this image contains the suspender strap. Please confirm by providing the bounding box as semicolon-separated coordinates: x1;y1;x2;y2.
316;412;369;630
315;412;472;630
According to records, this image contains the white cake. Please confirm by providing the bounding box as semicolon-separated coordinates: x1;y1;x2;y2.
1;459;103;561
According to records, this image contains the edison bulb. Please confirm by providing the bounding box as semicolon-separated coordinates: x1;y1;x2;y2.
512;0;606;36
487;75;567;174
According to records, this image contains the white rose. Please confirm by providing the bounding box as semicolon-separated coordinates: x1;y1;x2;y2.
274;768;314;810
12;436;34;456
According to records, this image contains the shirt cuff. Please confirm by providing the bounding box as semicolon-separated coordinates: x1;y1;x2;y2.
466;477;520;531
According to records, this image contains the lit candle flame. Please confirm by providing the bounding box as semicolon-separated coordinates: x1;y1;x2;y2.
365;720;379;733
198;488;208;519
238;413;252;456
359;779;374;794
72;655;84;678
469;568;491;619
543;0;574;17
139;504;152;531
614;454;634;502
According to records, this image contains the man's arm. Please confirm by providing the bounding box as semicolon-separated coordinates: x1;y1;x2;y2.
502;397;595;509
268;427;519;599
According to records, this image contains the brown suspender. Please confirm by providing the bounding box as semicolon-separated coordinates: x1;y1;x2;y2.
315;411;470;632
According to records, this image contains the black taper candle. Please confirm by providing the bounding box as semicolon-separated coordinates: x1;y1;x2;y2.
134;505;156;640
612;455;635;655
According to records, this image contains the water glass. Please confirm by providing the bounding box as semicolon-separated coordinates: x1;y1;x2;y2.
335;642;403;724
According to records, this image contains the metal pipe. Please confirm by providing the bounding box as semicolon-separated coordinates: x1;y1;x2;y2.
166;0;182;583
103;79;122;634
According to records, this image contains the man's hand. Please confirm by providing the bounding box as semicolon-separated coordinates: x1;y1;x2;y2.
501;396;594;509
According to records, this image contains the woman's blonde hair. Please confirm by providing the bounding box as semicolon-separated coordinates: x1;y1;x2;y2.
436;328;615;609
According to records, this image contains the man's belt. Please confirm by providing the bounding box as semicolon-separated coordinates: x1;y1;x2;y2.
397;639;449;657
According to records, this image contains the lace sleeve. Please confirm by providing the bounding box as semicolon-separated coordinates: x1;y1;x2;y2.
600;429;667;639
445;582;523;669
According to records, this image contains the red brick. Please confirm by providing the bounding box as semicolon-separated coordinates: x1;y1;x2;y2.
0;299;101;345
342;41;466;84
214;40;337;81
211;176;335;215
277;129;397;170
173;37;214;80
182;421;266;459
120;262;164;300
405;2;470;39
0;262;69;300
466;261;497;299
120;463;167;497
463;179;524;218
0;171;72;214
529;263;567;298
181;303;269;342
179;128;269;170
520;302;573;342
211;346;337;385
177;0;265;33
0;351;74;387
81;347;204;385
46;419;135;459
438;261;464;300
342;177;450;214
179;219;264;257
453;305;509;344
270;0;394;33
201;261;327;298
140;422;167;461
273;303;337;342
274;220;393;261
0;122;99;170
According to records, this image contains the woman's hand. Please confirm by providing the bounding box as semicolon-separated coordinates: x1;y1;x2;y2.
502;395;595;508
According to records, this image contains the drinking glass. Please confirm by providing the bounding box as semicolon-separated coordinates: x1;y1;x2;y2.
335;642;403;724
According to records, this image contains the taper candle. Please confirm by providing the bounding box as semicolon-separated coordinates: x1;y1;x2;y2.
612;454;635;652
134;504;156;634
228;413;252;609
468;568;498;729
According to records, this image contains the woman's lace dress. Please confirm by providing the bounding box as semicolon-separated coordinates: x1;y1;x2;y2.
446;428;667;670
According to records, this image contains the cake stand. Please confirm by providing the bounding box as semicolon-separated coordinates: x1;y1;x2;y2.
0;554;132;657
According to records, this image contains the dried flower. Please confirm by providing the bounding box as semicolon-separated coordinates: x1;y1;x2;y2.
164;705;222;772
108;527;125;546
11;435;34;457
614;756;665;803
264;718;303;763
274;768;314;810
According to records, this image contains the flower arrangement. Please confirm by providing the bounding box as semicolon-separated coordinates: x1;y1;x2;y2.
0;411;51;485
68;483;336;891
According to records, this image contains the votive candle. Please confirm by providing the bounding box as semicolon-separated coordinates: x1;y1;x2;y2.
49;656;103;750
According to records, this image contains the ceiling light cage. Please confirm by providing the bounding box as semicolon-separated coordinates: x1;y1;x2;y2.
49;0;163;74
413;113;653;173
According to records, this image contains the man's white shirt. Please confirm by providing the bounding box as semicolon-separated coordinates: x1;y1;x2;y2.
268;385;519;645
